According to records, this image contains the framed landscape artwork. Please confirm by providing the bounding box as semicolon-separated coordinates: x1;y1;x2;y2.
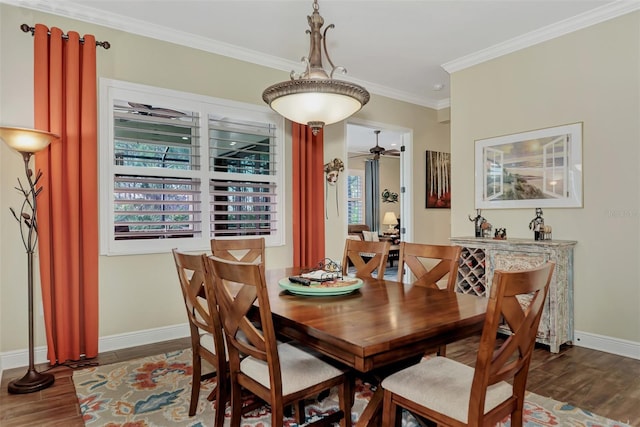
426;150;451;208
475;122;583;209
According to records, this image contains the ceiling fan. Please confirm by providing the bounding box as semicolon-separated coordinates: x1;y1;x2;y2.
128;102;186;119
351;130;401;160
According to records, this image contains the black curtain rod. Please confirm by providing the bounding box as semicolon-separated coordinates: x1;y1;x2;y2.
21;24;110;49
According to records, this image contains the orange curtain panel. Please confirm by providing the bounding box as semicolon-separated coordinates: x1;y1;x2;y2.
292;123;325;268
33;24;99;364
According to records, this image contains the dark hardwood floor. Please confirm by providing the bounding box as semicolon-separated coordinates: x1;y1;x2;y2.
1;335;639;426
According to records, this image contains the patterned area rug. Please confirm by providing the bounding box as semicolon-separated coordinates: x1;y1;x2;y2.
73;349;631;427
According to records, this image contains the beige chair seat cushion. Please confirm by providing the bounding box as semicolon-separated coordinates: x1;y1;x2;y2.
199;332;216;353
200;331;252;361
362;230;379;242
381;356;513;424
241;342;344;396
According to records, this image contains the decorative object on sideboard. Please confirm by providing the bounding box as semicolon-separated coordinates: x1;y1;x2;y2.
323;158;344;218
468;209;492;238
528;207;552;240
261;0;369;135
481;221;493;238
0;126;59;394
382;188;398;203
494;228;507;240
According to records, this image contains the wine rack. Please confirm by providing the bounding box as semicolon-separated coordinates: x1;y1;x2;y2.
456;247;487;296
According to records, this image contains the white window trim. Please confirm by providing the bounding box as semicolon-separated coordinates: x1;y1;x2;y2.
347;169;365;225
99;78;285;255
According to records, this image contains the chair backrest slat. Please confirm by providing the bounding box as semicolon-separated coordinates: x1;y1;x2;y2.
211;237;265;264
397;242;461;290
342;239;390;279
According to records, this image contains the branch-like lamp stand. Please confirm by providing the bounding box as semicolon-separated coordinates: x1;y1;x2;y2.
0;127;58;394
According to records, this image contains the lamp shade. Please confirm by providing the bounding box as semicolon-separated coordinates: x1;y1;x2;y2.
0;127;58;153
383;211;398;226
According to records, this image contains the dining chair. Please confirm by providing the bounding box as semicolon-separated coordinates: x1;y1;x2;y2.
397;242;462;357
342;238;390;279
397;242;462;290
210;237;265;264
206;255;353;427
172;249;227;426
380;262;555;427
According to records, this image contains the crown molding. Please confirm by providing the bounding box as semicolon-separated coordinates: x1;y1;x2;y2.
2;0;445;109
1;0;296;71
362;80;442;109
436;98;451;110
442;0;640;73
5;0;633;109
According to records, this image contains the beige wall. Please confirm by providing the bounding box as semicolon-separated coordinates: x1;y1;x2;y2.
450;12;640;343
0;4;450;358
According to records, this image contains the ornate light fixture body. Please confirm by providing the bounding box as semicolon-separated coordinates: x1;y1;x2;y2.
262;0;370;135
0;126;58;394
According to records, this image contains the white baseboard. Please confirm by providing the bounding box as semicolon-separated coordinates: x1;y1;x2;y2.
0;323;190;375
98;323;190;353
574;330;640;360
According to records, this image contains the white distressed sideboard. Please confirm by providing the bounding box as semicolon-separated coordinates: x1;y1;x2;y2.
449;237;577;353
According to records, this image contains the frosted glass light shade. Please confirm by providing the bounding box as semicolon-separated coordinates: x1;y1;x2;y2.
263;79;368;134
0;127;58;153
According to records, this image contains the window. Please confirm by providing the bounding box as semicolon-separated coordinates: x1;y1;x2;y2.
347;171;364;224
100;79;284;255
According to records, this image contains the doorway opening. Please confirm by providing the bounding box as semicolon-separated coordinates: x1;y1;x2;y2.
345;121;413;244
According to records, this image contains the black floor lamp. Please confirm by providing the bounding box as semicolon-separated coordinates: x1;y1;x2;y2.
0;126;58;394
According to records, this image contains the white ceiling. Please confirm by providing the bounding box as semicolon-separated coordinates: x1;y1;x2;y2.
7;0;637;152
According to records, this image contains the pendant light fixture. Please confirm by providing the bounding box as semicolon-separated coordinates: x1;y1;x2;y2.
262;0;370;135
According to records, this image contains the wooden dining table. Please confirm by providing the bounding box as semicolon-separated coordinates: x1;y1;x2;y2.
264;268;488;426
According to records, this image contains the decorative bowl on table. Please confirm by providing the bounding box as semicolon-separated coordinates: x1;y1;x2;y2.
278;274;363;296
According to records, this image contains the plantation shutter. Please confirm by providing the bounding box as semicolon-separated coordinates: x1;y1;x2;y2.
113;101;202;239
208;116;278;237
